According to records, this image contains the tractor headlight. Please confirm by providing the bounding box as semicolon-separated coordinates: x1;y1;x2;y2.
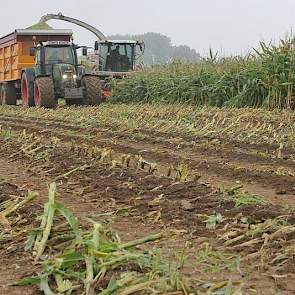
73;74;77;79
62;74;68;79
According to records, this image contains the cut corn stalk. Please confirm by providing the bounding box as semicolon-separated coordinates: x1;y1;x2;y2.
0;191;38;227
15;184;192;294
34;183;56;262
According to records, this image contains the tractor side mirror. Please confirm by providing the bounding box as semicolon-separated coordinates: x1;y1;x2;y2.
94;41;99;51
82;47;88;56
29;47;36;56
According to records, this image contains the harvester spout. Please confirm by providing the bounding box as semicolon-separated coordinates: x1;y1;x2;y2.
39;12;106;41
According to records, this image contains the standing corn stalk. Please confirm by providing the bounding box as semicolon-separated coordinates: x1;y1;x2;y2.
112;38;295;110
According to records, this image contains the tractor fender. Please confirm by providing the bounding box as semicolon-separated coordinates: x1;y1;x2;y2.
83;73;100;78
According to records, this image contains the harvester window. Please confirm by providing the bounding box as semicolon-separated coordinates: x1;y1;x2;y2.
104;44;132;72
98;45;108;71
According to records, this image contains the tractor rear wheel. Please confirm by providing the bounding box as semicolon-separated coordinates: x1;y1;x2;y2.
21;72;35;107
0;83;17;105
82;76;102;106
34;77;57;108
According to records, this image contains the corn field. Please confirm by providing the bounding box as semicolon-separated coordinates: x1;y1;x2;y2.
113;38;295;109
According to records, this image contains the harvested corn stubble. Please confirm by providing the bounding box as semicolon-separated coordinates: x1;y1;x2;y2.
14;183;197;294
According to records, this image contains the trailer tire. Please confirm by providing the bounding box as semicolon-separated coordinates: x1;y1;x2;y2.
34;77;57;109
21;73;35;107
0;83;17;105
82;76;102;106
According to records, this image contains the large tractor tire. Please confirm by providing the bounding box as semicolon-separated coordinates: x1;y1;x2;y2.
21;72;35;107
82;76;103;106
34;77;57;109
0;83;17;105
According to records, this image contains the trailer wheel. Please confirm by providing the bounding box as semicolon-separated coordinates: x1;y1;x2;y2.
34;77;57;109
0;83;17;105
82;76;102;106
21;73;35;107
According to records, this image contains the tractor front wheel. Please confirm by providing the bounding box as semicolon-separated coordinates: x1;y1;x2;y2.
34;77;57;108
0;83;17;105
82;76;103;106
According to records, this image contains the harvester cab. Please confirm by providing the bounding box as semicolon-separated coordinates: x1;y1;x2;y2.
94;40;145;74
83;40;144;99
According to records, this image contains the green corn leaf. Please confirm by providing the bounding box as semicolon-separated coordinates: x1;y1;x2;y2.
54;202;82;242
205;213;224;229
57;251;84;269
12;276;41;286
24;229;40;251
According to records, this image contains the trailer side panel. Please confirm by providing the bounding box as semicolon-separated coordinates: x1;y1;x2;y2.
0;30;72;82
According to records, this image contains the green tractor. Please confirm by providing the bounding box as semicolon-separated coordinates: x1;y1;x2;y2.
21;40;102;108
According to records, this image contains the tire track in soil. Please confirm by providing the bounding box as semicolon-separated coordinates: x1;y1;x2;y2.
0;117;295;207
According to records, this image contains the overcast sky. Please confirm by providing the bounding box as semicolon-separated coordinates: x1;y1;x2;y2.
1;0;294;56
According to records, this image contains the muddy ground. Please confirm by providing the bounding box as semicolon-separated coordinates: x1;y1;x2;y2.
0;110;294;294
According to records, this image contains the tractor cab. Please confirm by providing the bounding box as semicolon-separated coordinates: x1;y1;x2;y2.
94;40;144;74
32;41;79;76
32;41;84;97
